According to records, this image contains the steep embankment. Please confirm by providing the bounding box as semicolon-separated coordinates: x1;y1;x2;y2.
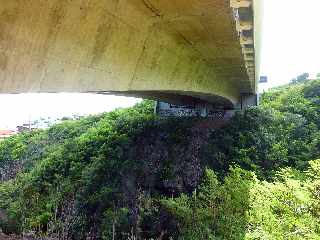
1;80;320;239
0;232;21;240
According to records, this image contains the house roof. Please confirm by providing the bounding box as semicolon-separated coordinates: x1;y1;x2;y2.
0;130;16;136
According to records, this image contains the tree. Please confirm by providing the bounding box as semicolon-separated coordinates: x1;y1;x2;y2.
291;73;309;84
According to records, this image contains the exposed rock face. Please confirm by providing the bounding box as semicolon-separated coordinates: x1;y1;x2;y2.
0;160;23;182
0;232;26;240
132;121;211;196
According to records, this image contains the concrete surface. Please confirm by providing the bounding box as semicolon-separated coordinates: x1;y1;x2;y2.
0;0;262;107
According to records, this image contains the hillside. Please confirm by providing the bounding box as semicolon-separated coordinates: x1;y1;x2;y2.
1;80;320;239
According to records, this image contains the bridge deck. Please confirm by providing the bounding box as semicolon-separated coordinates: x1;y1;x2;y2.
0;0;262;107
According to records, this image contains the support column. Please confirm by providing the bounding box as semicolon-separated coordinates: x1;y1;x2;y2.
240;94;258;109
155;101;235;120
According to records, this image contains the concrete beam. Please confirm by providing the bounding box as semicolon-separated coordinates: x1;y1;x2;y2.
230;0;253;8
0;0;262;108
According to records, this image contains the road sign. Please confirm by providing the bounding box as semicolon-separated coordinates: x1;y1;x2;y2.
259;76;268;83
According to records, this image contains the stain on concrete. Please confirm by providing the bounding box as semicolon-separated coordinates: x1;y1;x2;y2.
79;0;90;19
0;52;8;71
90;0;127;66
43;1;66;52
0;9;18;24
0;25;3;42
50;2;66;29
0;8;18;43
91;17;113;65
41;1;66;57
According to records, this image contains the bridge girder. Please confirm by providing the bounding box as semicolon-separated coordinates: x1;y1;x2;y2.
0;0;262;107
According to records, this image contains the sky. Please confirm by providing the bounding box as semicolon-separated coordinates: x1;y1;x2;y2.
1;0;320;129
0;94;141;129
259;0;320;90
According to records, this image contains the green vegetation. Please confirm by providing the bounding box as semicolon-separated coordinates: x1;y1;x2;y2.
1;80;320;239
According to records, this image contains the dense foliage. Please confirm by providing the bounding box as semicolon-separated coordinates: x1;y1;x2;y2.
1;80;320;239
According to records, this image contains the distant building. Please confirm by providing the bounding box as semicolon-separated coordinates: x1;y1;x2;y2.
0;130;16;141
16;123;38;133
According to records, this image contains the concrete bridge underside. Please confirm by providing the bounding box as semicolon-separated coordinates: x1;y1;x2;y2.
0;0;262;108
